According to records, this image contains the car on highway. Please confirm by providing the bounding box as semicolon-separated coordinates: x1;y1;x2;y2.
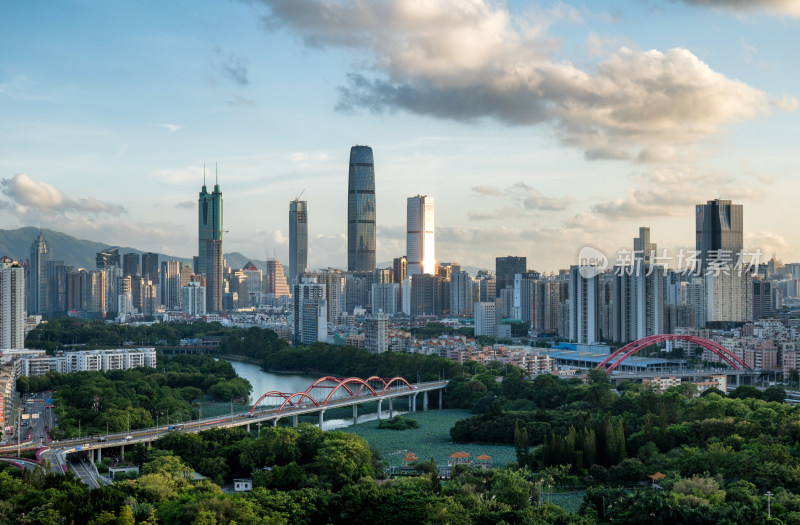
125;435;132;440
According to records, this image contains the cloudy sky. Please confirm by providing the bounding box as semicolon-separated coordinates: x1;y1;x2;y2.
1;0;798;272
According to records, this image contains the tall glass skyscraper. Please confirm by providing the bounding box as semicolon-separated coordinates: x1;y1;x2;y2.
29;231;50;315
289;199;308;284
198;173;223;312
407;195;435;275
348;145;376;272
198;175;223;276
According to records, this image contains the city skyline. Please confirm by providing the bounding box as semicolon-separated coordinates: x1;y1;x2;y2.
1;1;799;272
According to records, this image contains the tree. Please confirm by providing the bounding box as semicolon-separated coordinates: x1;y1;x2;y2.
490;469;532;510
513;421;530;467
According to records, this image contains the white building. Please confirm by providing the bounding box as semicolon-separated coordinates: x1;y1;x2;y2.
182;282;206;316
406;195;435;275
1;258;25;349
569;266;600;345
474;302;497;337
15;347;157;377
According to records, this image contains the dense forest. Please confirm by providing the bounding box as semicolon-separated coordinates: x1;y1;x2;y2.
17;355;251;437
15;320;800;522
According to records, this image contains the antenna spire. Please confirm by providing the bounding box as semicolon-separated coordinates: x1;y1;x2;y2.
215;162;218;185
203;163;206;186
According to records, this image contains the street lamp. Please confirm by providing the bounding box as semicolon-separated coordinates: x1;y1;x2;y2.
766;490;774;519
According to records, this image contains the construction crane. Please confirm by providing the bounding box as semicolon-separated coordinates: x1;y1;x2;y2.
294;189;305;202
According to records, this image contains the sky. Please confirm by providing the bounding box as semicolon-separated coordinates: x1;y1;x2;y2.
1;0;799;273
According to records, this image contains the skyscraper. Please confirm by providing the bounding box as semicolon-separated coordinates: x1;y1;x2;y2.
141;252;159;284
123;253;140;277
198;173;223;276
1;257;25;349
161;260;181;310
205;239;223;313
569;265;600;344
265;259;291;297
96;248;120;269
289;199;308;285
695;199;749;324
347;145;376;272
407;195;435;275
29;231;50;315
496;256;526;298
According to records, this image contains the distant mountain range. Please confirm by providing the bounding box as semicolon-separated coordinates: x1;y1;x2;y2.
0;227;274;272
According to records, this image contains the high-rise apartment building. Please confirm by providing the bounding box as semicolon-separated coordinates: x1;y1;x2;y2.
450;270;474;317
371;282;399;315
289;199;308;285
241;262;263;308
513;271;541;325
1;257;25;349
182;281;206;316
198;175;223;276
365;314;389;354
407;195;435;275
496;256;526;298
569;266;600;344
347;145;376;272
474;302;497;337
293;280;328;344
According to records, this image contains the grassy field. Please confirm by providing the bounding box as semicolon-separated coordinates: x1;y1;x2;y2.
341;409;517;468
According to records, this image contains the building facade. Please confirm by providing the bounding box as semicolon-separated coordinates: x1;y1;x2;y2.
289;199;308;285
347;145;376;273
1;258;25;349
28;232;50;315
406;195;435;275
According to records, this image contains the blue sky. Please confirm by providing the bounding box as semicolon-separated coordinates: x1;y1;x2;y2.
1;0;798;272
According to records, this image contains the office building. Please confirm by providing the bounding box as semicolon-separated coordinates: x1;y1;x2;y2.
513;271;541;325
496;256;526;297
569;266;600;344
28;232;49;315
241;262;263;308
393;256;407;285
753;280;772;320
696;199;749;324
347;145;376;272
205;239;223;313
95;248;120;269
118;276;132;315
265;259;291;297
181;282;206;316
141;252;159;285
122;253;140;278
365;314;389;354
161;260;182;310
478;272;496;302
1;257;25;349
198;174;223;276
47;260;70;316
289;199;308;285
407;195;435;275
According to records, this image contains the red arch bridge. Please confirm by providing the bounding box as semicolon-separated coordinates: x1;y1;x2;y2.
247;376;449;428
595;334;751;373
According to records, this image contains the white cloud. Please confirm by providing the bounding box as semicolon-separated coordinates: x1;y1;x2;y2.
680;0;800;17
153;123;181;133
0;173;125;215
255;0;794;161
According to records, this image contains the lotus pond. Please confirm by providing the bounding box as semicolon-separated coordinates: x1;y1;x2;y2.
342;408;517;468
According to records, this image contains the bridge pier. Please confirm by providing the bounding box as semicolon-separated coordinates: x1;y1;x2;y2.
352;404;358;425
96;448;101;463
318;410;325;429
423;391;429;411
439;389;443;409
246;424;250;433
273;418;278;427
120;445;124;460
377;399;383;420
389;398;393;418
293;415;298;427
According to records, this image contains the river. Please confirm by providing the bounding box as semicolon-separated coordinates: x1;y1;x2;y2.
227;360;407;430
